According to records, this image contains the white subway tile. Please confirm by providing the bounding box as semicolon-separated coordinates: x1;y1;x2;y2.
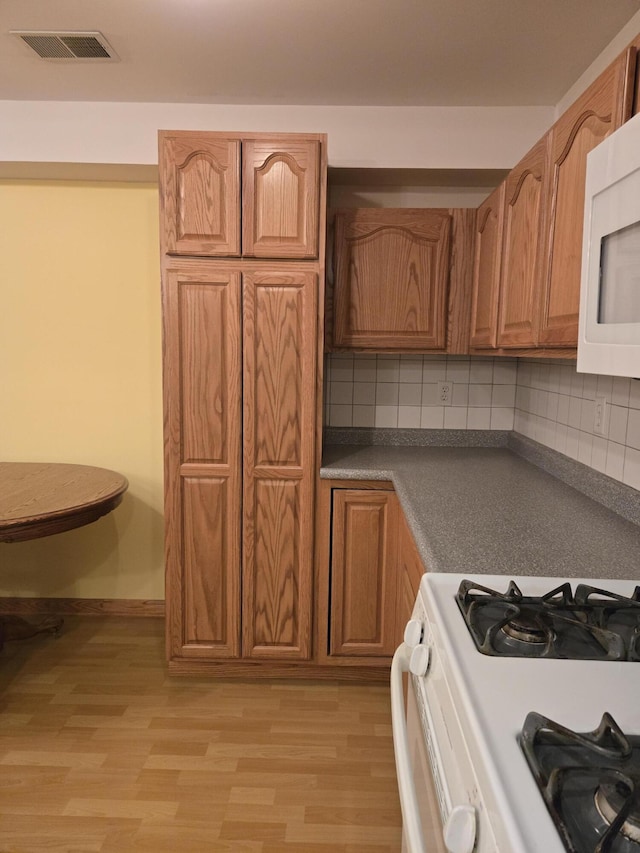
493;361;518;384
570;371;584;398
629;379;640;410
421;406;444;428
612;376;631;407
446;359;470;382
399;383;422;406
421;382;439;406
354;359;377;382
491;384;516;408
606;441;626;481
577;431;593;466
580;398;595;434
582;374;598;401
490;408;514;430
444;407;467;429
467;408;491;429
330;404;353;427
452;383;469;407
568;396;582;429
376;360;400;382
398;406;421;428
330;382;353;405
376;383;399;405
556;423;568;454
559;365;573;394
352;405;375;427
565;428;580;460
608;405;629;445
591;436;608;474
374;406;399;428
596;374;613;398
469;360;494;383
626;408;640;451
469;384;493;407
557;394;570;425
623;446;640;491
399;358;424;383
353;382;376;405
422;360;447;382
546;391;559;422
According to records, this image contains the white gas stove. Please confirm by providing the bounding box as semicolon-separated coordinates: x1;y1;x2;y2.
391;573;640;853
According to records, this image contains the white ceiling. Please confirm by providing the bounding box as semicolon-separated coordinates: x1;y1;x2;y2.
1;0;639;107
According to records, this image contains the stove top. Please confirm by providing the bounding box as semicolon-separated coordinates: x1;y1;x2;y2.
456;579;640;660
521;711;640;853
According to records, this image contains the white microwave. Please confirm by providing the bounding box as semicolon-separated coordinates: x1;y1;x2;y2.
578;110;640;378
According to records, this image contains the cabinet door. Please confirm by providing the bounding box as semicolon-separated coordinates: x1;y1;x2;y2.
333;209;451;350
470;184;505;349
539;51;635;346
159;132;241;257
242;138;320;259
330;490;399;657
242;268;317;659
497;137;549;348
163;265;242;660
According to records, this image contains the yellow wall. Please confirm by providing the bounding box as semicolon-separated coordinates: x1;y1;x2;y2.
0;181;164;599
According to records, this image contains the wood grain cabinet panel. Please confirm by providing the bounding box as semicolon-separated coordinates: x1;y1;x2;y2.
330;489;399;657
539;51;635;346
470;184;505;349
163;265;242;660
242;138;320;259
497;137;549;348
332;208;452;350
242;269;317;659
159;133;241;258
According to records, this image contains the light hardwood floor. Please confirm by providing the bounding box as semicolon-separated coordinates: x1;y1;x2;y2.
0;617;402;852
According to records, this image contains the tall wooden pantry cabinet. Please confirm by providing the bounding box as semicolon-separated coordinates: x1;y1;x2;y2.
159;131;327;675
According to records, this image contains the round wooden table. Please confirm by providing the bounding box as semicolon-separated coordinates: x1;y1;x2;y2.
0;462;128;644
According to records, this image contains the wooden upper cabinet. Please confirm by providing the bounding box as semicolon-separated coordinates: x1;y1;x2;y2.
332;208;452;350
470;183;505;349
538;50;636;346
497;136;549;348
159;133;241;257
242;138;320;259
159;132;321;260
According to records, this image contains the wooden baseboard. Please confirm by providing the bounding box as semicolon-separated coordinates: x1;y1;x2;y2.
0;597;165;617
167;657;390;682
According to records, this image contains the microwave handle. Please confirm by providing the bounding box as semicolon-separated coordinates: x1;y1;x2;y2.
391;643;427;853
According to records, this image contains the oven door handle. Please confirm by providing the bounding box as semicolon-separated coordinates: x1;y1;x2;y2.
391;642;427;853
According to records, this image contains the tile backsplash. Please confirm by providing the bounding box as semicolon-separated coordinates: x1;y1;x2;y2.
325;354;516;431
324;353;640;492
514;360;640;491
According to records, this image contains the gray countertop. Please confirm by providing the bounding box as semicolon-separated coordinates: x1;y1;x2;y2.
321;443;640;580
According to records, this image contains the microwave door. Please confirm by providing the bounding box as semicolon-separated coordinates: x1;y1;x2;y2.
598;221;640;325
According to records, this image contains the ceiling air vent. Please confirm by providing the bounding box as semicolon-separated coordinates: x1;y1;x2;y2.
11;31;118;60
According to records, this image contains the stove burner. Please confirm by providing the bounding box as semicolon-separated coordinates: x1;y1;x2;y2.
501;609;549;645
521;712;640;853
594;776;640;844
456;580;639;660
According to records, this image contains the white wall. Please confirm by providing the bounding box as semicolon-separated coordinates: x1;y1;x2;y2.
0;101;553;172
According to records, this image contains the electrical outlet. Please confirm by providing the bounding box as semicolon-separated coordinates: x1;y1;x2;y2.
438;381;452;406
594;394;608;436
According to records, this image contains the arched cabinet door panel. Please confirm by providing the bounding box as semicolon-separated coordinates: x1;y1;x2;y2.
242;138;320;259
159;133;241;257
332;208;452;350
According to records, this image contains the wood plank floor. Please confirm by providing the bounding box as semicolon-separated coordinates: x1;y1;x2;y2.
0;617;402;852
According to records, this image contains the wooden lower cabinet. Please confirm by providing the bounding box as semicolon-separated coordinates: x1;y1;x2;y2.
329;488;400;657
316;479;426;670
